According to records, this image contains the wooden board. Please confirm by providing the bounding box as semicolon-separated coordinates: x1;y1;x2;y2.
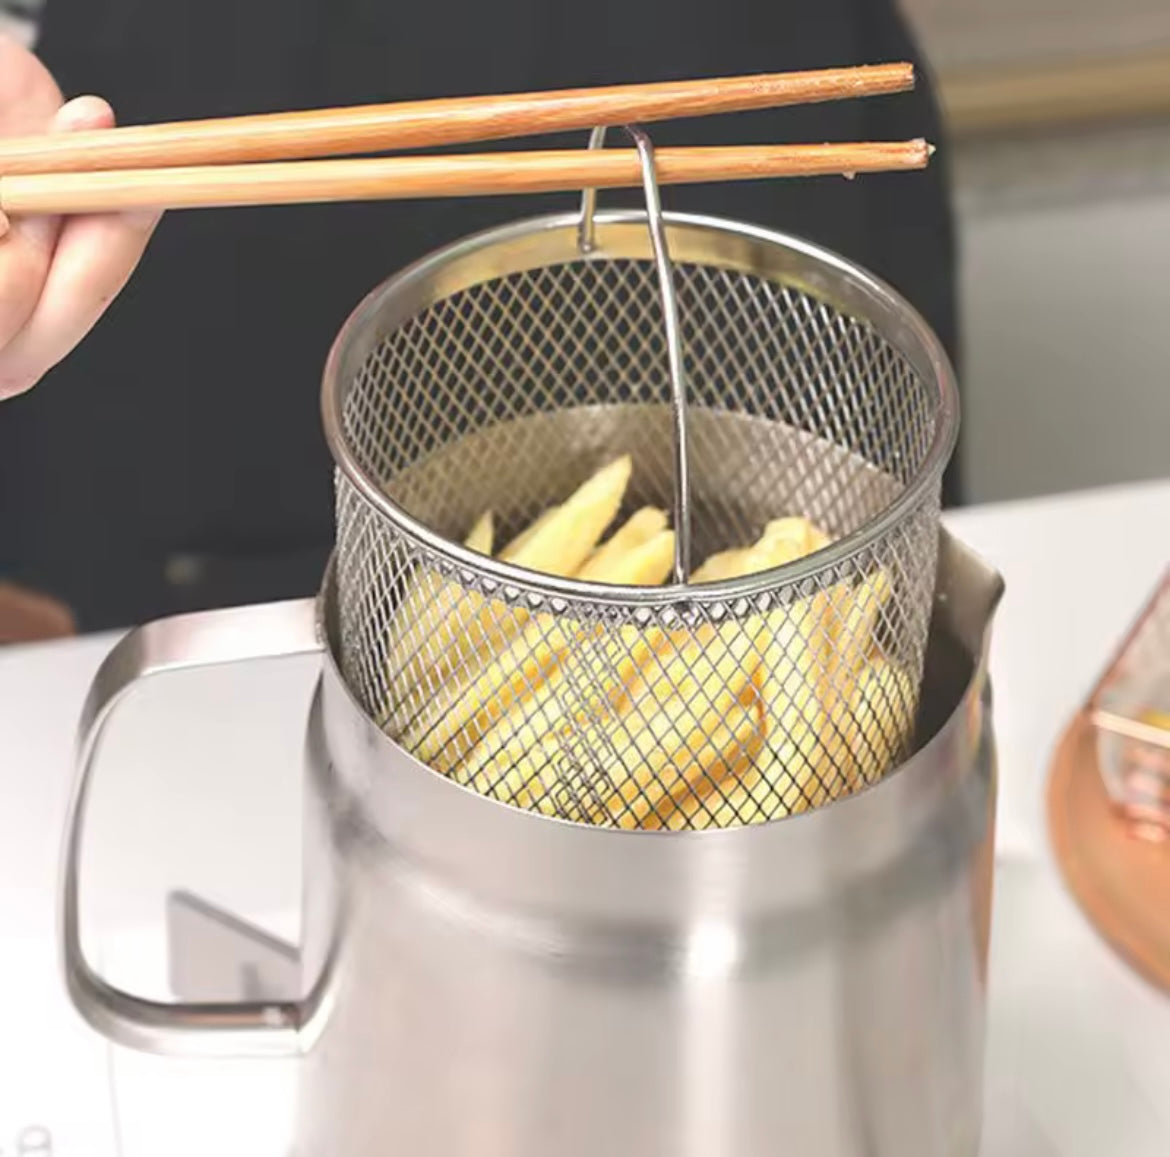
1048;711;1170;992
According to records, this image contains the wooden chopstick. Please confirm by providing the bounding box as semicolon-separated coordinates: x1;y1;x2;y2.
0;141;931;217
0;64;914;176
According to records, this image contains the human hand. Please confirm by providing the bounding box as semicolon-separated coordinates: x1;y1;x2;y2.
0;36;160;399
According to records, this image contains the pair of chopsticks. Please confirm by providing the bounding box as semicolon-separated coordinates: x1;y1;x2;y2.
0;63;929;217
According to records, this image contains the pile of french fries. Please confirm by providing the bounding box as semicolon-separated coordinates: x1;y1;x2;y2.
384;455;915;829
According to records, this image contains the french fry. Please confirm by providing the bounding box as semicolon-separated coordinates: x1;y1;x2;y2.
504;456;633;577
450;623;642;793
464;510;494;556
471;673;765;826
831;658;917;791
824;567;893;694
806;567;895;797
577;507;668;581
449;455;634;672
506;513;829;750
758;516;832;558
412;522;674;771
741;593;836;820
703;518;842;825
455;517;831;815
500;505;559;560
391;497;907;833
689;545;757;583
640;685;769;831
378;509;496;731
386;455;634;732
590;528;675;586
705;694;827;826
601;694;767;830
630;514;832;703
734;654;916;825
689;517;827;584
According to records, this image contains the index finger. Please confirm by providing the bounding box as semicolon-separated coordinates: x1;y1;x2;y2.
0;40;67;349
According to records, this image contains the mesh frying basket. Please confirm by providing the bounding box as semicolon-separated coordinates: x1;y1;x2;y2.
322;207;958;831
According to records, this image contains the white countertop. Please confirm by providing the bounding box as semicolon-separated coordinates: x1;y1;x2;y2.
1;478;1168;1155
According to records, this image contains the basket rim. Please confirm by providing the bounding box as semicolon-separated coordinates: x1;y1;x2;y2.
320;208;959;609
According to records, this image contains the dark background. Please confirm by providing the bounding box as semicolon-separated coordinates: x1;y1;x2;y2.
0;0;958;631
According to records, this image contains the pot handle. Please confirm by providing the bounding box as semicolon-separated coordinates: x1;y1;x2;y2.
60;597;325;1058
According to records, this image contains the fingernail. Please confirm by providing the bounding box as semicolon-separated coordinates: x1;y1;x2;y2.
0;211;9;241
55;95;116;133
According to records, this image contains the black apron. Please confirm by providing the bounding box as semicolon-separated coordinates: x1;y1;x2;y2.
0;0;959;631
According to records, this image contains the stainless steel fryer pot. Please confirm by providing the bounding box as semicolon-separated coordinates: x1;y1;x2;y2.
61;210;1003;1156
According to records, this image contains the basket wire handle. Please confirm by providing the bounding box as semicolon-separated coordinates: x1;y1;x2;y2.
577;124;692;583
